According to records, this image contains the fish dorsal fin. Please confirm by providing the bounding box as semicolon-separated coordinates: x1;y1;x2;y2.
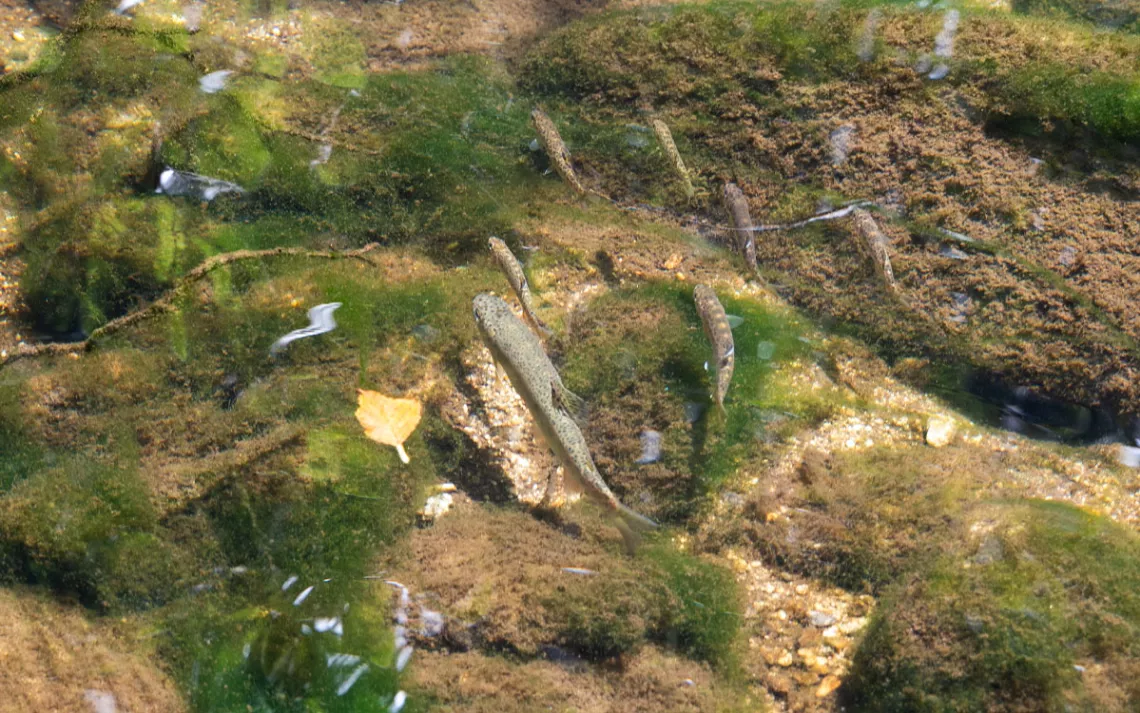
551;377;588;426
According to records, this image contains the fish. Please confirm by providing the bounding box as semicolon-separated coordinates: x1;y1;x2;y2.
651;119;695;199
270;302;342;356
693;284;735;413
723;182;757;270
488;237;552;337
531;107;588;196
851;209;901;296
472;293;657;552
199;70;233;94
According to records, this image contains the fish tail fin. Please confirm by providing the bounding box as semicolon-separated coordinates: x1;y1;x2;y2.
613;503;657;555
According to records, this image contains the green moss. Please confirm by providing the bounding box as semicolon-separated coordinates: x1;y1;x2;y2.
522;1;1140;145
0;454;162;607
541;534;742;671
1012;0;1140;31
646;544;742;672
845;500;1140;711
746;445;984;592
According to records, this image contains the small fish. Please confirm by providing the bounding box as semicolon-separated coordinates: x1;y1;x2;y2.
199;70;233;94
488;237;552;337
531;107;588;196
694;284;735;413
270;302;342;356
723;183;757;270
851;209;901;296
473;293;656;552
651;119;695;199
156;167;244;202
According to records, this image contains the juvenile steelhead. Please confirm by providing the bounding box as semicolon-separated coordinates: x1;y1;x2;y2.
723;182;758;270
531;107;588;196
472;293;656;552
488;237;552;337
652;119;695;200
694;284;735;413
851;209;901;297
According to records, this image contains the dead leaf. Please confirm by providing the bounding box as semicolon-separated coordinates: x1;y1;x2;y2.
355;389;423;464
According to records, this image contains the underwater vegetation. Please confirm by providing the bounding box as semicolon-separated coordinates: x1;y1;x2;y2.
845;500;1140;711
2;0;1140;709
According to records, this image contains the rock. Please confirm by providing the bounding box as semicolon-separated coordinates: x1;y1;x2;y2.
816;674;842;697
808;610;837;627
926;415;957;447
777;650;795;667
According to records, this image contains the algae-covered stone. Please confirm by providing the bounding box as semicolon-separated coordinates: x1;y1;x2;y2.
844;500;1140;711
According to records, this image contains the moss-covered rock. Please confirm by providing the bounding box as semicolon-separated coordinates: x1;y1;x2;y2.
560;282;824;523
844;500;1140;711
1013;0;1140;31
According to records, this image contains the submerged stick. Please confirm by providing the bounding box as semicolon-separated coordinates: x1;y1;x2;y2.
1;244;379;367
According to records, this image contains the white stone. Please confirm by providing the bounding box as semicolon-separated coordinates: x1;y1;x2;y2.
926;415;956;447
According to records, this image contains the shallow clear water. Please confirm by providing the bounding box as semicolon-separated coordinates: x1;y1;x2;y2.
1;0;1140;710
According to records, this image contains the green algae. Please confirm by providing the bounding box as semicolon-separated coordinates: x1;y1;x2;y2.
522;1;1140;146
844;500;1140;711
1012;0;1140;31
0;453;169;610
561;282;820;523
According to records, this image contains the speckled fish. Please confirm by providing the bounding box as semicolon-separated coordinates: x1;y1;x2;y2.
531;107;588;196
472;293;656;552
488;236;552;337
652;119;694;200
851;209;901;296
723;182;757;270
694;284;735;413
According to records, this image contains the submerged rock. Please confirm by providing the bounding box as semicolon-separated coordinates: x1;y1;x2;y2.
925;415;957;447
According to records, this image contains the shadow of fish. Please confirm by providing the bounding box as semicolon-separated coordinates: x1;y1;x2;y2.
271;302;342;356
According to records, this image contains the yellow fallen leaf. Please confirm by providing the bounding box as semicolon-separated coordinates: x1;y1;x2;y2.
355;389;422;464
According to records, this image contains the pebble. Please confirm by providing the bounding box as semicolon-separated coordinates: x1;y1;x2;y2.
12;30;25;42
777;651;794;667
816;674;842;697
809;610;837;627
926;415;956;447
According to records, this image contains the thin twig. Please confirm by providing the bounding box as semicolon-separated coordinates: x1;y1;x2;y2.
1;243;380;368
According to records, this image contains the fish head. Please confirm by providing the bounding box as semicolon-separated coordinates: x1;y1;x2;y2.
488;236;505;252
472;293;512;340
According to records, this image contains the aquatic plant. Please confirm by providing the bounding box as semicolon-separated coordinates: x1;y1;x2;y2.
845;500;1140;711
